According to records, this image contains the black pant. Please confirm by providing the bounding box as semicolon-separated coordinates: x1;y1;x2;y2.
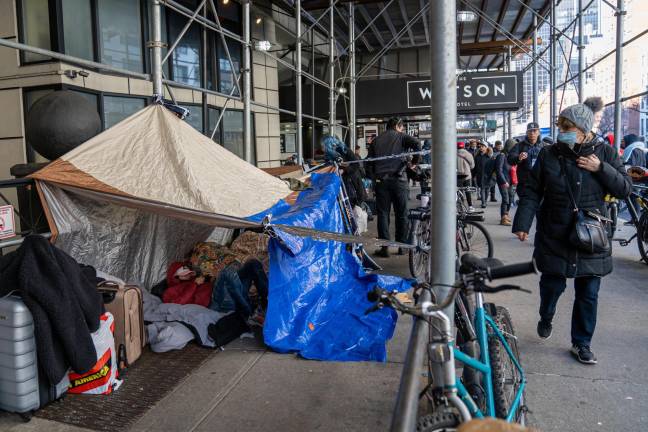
458;178;473;207
489;185;496;200
539;274;601;346
237;259;269;311
375;177;409;243
479;183;489;205
497;184;515;217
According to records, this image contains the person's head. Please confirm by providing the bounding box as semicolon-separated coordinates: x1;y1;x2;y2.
387;117;404;132
494;140;503;151
479;143;488;154
469;140;477;148
623;134;640;148
526;122;540;144
504;138;517;154
457;141;466;149
557;96;604;148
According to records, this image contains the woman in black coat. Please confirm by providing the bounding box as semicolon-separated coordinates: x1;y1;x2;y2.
512;97;632;365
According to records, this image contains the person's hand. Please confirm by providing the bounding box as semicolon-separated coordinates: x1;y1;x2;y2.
519;152;528;161
576;154;601;172
502;183;509;188
514;231;528;242
195;276;205;285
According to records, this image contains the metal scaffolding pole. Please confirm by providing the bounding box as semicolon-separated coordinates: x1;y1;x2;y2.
550;0;557;139
243;1;252;163
328;0;336;131
507;46;512;139
390;1;458;430
613;0;626;152
311;29;316;158
349;3;356;147
295;0;304;164
578;0;584;102
151;0;164;97
532;14;539;124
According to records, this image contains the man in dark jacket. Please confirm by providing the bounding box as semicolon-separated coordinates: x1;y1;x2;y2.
368;117;420;257
508;122;544;195
474;143;490;208
513;97;632;365
495;141;514;225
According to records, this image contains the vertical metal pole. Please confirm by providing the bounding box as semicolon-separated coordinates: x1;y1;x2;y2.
328;0;336;133
506;46;512;139
391;1;457;430
577;0;584;103
243;1;252;163
151;0;163;97
613;0;625;152
532;14;539;124
550;0;556;139
296;0;304;163
311;29;316;157
349;3;356;150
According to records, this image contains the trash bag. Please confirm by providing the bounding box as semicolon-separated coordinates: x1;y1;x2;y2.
249;173;412;362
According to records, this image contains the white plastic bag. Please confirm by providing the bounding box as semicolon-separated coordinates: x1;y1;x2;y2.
354;205;368;233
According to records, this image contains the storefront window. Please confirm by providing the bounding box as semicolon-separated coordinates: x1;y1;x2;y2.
97;0;144;72
62;0;94;60
20;0;51;62
103;96;146;129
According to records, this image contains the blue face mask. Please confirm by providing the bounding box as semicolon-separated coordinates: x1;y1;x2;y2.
557;131;579;149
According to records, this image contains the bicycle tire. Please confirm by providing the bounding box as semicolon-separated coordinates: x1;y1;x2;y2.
487;305;526;423
409;219;430;279
416;411;460;432
458;220;494;259
637;211;648;264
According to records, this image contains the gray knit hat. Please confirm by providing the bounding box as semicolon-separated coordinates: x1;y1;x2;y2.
559;97;604;133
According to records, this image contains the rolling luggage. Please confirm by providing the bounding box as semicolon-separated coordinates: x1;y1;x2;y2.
98;282;145;370
0;295;68;420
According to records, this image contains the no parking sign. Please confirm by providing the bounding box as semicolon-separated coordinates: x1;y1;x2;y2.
0;205;15;239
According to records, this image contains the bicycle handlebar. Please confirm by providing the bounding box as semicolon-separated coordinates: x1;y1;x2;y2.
460;254;537;281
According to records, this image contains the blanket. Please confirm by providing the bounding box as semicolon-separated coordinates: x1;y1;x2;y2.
0;235;103;385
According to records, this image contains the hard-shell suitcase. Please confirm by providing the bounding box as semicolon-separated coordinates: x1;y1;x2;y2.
0;296;68;420
98;282;145;370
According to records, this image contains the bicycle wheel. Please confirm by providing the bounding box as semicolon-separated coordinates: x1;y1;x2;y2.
458;220;493;259
487;305;526;424
409;219;430;279
416;411;460;432
637;211;648;264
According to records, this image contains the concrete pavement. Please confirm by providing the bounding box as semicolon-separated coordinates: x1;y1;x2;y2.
1;195;646;431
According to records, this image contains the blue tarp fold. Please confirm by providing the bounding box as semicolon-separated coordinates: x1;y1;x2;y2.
249;173;412;362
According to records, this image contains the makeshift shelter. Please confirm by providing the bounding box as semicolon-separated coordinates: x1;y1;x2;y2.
30;104;410;361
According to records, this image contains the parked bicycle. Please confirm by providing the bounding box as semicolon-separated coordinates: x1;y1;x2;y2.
367;254;537;430
605;184;648;263
408;193;493;279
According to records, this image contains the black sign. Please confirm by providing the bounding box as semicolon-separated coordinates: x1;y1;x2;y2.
356;71;523;117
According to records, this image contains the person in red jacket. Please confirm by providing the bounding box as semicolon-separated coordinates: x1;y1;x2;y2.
162;262;213;307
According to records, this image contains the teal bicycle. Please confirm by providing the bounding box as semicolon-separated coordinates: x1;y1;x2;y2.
367;254;537;430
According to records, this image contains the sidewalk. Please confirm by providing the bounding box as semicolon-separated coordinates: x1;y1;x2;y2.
1;198;646;431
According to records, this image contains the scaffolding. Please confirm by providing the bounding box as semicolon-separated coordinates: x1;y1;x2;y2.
0;0;645;428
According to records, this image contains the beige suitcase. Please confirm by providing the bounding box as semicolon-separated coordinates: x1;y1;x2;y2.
97;282;145;370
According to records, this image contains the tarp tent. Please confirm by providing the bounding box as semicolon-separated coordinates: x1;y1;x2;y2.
31;104;292;287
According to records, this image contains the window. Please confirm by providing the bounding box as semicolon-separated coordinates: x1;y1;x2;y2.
222;110;243;159
61;0;94;60
218;39;241;96
182;105;204;132
20;0;52;62
169;12;202;87
207;107;222;142
97;0;144;72
103;96;146;128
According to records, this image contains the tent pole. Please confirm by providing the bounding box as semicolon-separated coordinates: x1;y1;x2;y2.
613;0;625;152
349;2;356;151
296;0;304;164
151;0;164;98
328;0;336;133
243;0;252;163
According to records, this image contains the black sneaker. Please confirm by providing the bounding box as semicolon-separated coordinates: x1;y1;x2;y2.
374;247;390;258
537;320;553;339
571;344;597;365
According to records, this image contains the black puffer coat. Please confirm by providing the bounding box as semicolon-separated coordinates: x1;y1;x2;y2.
512;140;632;277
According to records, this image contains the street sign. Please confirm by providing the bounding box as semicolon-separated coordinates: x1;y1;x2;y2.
356;71;524;117
0;205;16;240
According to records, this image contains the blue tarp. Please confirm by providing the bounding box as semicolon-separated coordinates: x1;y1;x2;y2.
249;173;412;362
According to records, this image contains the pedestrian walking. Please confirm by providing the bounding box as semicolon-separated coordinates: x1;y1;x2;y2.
512;97;632;365
474;143;490;208
495;141;514;225
508;122;545;196
368;117;420;258
457;141;475;210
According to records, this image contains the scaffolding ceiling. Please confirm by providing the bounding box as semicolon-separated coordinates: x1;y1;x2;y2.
301;0;550;70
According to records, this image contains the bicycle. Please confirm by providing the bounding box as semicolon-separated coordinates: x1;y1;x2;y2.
367;254;536;430
606;184;648;263
408;194;494;279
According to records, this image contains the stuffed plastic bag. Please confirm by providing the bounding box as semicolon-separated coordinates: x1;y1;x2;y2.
353;205;368;233
68;312;118;395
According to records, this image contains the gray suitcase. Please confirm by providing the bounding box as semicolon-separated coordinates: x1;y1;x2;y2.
0;295;68;420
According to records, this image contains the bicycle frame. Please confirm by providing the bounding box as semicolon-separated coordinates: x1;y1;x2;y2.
450;293;526;422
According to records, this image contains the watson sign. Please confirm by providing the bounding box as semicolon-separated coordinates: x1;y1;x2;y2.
356;71;523;117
